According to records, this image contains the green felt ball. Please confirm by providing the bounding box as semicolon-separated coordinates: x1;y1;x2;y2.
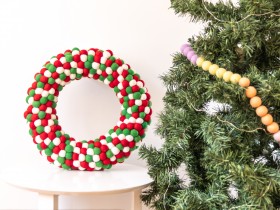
59;73;66;80
122;102;129;109
48;142;55;149
126;87;132;94
88;144;94;149
109;56;116;62
26;114;32;122
65;54;73;62
76;74;82;79
121;109;127;116
142;122;148;129
123;96;129;102
86;155;93;162
117;157;125;163
55;131;62;137
38;111;46;119
107;75;113;82
133;92;141;100
95;161;103;167
26;96;30;103
106;136;112;143
131;146;138;151
131;105;138;112
57;157;65;164
90;68;96;75
65;134;70;139
45;148;52;156
29;89;35;97
65;152;72;159
37;144;43;151
116;143;124;150
149;101;152;106
32;101;40;108
106;150;114;158
114;87;120;93
84;61;92;69
99;75;105;81
125;75;133;81
134;136;141;142
87;55;94;62
135;73;140;79
35;125;44;134
99;64;106;71
65;145;74;152
81;140;87;144
125;114;131;119
103;164;112;169
62;164;70;170
70;68;77;74
45;63;51;69
37;82;44;89
40;97;48;104
116;128;122;135
109;129;114;135
128;69;134;75
29;129;33;136
48;78;55;85
123;129;130;136
35;74;42;82
47;94;54;101
58;85;63;91
131;129;139;137
93;147;101;155
139;112;146;119
111;63;119;71
48;64;56;73
140;88;145;94
53;119;59;125
72;47;80;51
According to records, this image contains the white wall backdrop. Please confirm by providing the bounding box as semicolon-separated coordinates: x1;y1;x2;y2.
0;0;202;209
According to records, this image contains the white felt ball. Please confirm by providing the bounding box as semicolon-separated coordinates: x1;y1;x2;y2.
28;97;34;104
118;83;124;90
117;92;123;98
111;147;120;155
50;57;57;64
129;80;137;86
106;67;113;74
60;57;66;64
126;135;134;142
41;90;49;97
72;50;79;55
145;107;150;114
88;74;93;78
80;54;87;62
128;94;133;100
73;161;80;167
88;50;95;56
49;88;55;94
32;107;39;114
123;147;130;153
60;81;66;87
117;76;124;83
117;121;122;127
129;117;136;123
82;143;88;148
141;94;147;100
48;119;54;126
46;107;52;114
95;167;102;171
117;67;123;74
51;114;57;120
55;78;62;84
136;118;144;124
44;138;51;145
122;64;129;70
78;167;86;171
136;142;141;146
51;154;58;160
111;132;117;138
34;119;41;127
35;136;43;143
97;69;102;75
44;126;51;133
70;74;76;80
107;143;114;149
53;138;61;146
44;70;52;78
70;141;76;147
110;156;116;161
59;150;66;157
118;134;125;140
54;160;61;167
89;162;96;168
56;67;64;74
54;96;58;103
135;100;142;106
64;69;70;76
77;68;83;74
79;154;85;162
93;155;100;162
100;139;107;145
74;147;80;154
35;88;43;94
92;62;100;69
70;61;77;68
127;108;132;114
100;57;107;64
104;79;110;85
124;119;129;124
103;51;111;58
137;81;144;88
87;148;94;155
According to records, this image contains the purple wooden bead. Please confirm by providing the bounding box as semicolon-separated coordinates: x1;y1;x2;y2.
187;51;195;60
183;47;192;56
180;43;190;53
190;55;198;65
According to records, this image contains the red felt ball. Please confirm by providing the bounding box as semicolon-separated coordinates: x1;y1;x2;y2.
77;61;84;69
114;126;119;131
80;50;88;55
139;129;145;136
46;101;53;107
122;70;128;78
40;76;48;83
41;119;48;127
132;113;139;119
53;146;60;154
105;59;113;67
94;141;101;148
44;83;52;91
100;135;106;140
59;143;66;150
127;123;134;130
129;142;135;148
48;132;56;140
76;142;82;148
134;124;142;131
101;145;109;152
121;89;128;96
142;100;148;107
103;159;111;165
54;60;62;67
94;55;101;63
73;54;81;62
95;50;103;57
72;153;79;160
47;156;54;163
56;53;64;59
29;122;36;129
83;68;89;77
32;82;37;89
115;152;124;159
63;62;71;69
80;148;87;154
23;111;29;119
100;153;107;161
139;106;145;112
112;71;119;79
119;98;124;104
64;49;72;54
106;50;113;56
65;159;73;167
146;93;151;100
80;161;88;168
52;72;59;79
31;114;39;122
129;100;135;107
133;75;139;81
115;59;123;66
122;80;129;88
101;71;108;78
39;105;47;111
34;94;41;101
111;160;117;165
27;105;33;113
112;138;120;145
88;140;94;144
120;116;126;121
93;74;99;80
64;76;71;82
54;90;59;97
120;123;127;130
124;151;131;157
132;86;140;92
40;142;48;149
121;140;129;147
40;68;47;74
144;115;151;122
45;114;51;120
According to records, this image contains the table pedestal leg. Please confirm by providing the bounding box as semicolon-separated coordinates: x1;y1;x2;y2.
131;189;142;210
38;193;58;210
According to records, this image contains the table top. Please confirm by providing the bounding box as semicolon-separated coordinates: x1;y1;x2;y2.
0;163;152;195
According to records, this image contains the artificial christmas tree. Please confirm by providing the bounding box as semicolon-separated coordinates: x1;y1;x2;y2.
140;0;280;209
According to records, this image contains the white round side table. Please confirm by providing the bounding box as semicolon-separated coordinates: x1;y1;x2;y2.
0;163;152;210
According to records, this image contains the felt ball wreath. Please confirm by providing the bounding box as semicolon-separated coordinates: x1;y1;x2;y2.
24;47;152;171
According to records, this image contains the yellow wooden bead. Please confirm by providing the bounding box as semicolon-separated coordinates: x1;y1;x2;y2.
230;73;241;84
216;68;227;78
223;71;233;82
196;57;205;67
209;64;219;75
201;61;212;71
